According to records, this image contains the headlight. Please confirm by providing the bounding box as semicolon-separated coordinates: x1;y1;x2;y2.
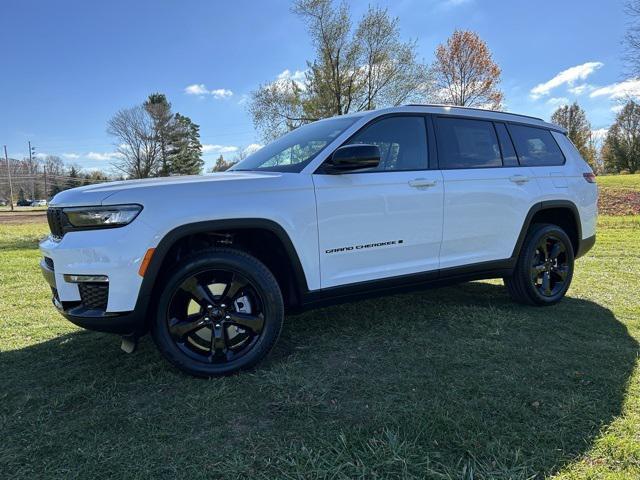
63;205;142;229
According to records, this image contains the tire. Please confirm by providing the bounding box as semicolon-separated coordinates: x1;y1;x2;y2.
504;223;575;306
151;248;284;377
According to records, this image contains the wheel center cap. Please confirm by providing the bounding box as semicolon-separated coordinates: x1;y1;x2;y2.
209;306;224;318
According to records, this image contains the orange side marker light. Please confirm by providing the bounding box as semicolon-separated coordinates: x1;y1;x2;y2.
138;248;155;277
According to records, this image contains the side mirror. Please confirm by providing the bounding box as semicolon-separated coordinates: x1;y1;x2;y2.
325;144;381;174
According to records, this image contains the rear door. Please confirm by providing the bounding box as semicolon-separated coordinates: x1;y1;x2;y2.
313;115;444;288
435;116;540;269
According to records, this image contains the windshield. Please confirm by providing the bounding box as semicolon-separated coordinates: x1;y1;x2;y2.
231;116;359;172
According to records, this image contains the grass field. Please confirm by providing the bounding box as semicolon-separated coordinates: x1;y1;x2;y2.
1;182;640;478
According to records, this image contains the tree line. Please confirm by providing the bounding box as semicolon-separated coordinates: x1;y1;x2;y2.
0;155;112;204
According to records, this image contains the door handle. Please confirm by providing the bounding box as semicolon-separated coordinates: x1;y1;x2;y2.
509;175;530;184
408;178;437;188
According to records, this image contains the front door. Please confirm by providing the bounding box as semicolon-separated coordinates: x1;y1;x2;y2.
313;115;444;288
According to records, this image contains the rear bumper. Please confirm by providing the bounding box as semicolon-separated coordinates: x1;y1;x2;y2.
576;234;596;259
40;259;146;335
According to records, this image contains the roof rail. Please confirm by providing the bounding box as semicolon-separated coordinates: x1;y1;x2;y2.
404;104;545;122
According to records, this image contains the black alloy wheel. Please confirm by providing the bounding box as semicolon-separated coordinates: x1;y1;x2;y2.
152;248;284;377
530;234;570;298
505;223;575;306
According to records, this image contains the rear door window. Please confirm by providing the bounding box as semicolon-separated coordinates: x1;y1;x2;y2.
435;117;502;169
507;124;565;166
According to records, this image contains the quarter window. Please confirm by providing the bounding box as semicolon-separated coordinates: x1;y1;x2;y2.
508;125;565;166
435;117;502;169
346;116;428;171
494;123;519;167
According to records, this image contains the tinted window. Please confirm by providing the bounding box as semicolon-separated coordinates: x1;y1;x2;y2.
231;116;358;172
494;123;519;167
346;116;428;171
435;117;502;169
508;125;565;166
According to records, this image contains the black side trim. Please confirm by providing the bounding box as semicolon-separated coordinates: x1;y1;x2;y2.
511;200;582;259
299;259;513;311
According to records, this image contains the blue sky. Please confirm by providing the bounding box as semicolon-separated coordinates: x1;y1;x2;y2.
0;0;633;171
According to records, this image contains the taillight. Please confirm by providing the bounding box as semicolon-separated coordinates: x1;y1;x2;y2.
583;172;596;184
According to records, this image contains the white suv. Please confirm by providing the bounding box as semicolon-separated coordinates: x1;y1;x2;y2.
40;105;598;377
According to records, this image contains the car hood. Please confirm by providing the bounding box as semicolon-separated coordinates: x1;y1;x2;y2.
49;171;288;207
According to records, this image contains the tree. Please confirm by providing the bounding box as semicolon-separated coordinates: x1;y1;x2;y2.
107;105;161;178
66;165;81;190
603;99;640;173
551;102;597;169
431;30;503;109
250;0;431;141
625;1;640;76
17;188;26;205
144;93;174;176
210;155;233;172
167;114;204;175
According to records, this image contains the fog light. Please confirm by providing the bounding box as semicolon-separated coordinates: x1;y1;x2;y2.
63;274;109;283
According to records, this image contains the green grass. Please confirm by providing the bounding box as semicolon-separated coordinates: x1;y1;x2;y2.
597;173;640;192
1;219;639;479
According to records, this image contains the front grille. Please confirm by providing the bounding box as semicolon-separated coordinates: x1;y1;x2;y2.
78;283;109;310
47;208;67;240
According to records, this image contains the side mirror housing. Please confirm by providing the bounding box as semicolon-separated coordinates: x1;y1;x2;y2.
324;144;381;174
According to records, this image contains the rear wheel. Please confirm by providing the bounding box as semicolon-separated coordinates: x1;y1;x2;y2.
151;248;284;377
505;223;574;306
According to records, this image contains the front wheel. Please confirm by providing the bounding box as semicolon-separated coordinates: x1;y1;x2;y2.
151;248;284;377
504;223;575;306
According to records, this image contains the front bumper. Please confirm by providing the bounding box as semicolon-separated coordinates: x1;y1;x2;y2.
40;258;146;334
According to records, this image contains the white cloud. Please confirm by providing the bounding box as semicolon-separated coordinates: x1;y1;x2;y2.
590;78;640;100
184;84;209;95
611;104;625;114
530;62;604;99
274;69;307;92
210;88;233;99
185;84;233;99
547;97;570;106
202;144;239;154
34;152;48;159
568;84;594;95
62;153;80;160
591;128;608;142
243;143;263;155
86;151;123;161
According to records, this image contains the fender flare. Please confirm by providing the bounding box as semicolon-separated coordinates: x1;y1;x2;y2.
134;218;309;323
511;200;582;260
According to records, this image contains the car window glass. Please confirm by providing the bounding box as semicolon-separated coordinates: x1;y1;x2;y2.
494;122;519;167
508;125;565;166
346;116;428;171
435;117;502;169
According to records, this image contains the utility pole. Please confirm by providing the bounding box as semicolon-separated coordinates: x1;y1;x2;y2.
4;145;14;211
28;141;35;200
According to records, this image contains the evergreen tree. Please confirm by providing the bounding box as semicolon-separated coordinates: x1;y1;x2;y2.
211;155;232;172
66;166;81;189
144;93;174;176
551;102;597;169
17;188;26;205
167;114;203;175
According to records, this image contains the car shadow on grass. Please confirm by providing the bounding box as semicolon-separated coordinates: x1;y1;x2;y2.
1;281;637;479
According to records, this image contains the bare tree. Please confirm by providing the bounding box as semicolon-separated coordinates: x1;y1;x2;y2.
625;1;640;76
249;0;431;141
107;106;160;178
431;30;503;110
